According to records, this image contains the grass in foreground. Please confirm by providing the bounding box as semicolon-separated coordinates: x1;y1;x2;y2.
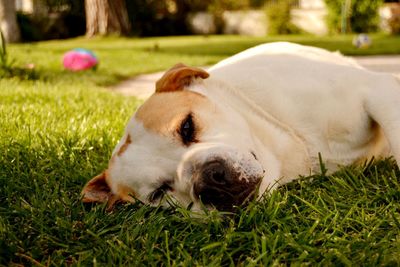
1;35;400;265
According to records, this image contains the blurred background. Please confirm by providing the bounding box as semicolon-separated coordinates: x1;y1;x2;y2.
1;0;399;43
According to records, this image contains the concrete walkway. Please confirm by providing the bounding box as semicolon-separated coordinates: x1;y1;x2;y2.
111;55;400;100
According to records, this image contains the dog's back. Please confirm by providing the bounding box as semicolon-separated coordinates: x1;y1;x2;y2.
207;42;392;171
210;42;362;72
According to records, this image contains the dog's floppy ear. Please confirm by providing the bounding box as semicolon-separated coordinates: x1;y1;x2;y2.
156;63;209;93
81;171;121;210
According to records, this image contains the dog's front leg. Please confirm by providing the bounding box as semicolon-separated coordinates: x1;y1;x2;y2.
364;75;400;165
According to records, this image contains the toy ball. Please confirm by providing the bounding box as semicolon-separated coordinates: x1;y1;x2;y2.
352;34;372;49
63;48;98;71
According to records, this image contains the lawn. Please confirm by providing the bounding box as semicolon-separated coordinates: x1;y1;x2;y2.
1;34;400;266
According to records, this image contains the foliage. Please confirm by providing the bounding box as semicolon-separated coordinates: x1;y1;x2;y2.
389;15;400;34
117;0;255;37
324;0;383;33
209;0;251;11
17;11;85;41
387;4;400;35
206;0;269;33
0;29;6;68
16;13;42;41
17;0;85;41
126;0;191;36
19;0;272;38
42;0;85;14
0;29;37;79
204;0;270;10
15;0;85;41
249;0;269;8
265;0;301;35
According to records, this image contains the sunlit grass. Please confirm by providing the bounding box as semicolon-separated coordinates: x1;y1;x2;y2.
1;34;400;265
7;34;400;85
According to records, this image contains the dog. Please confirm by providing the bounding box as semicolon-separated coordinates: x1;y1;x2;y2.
82;42;400;211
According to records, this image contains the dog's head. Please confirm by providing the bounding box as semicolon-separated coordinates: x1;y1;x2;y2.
82;64;265;211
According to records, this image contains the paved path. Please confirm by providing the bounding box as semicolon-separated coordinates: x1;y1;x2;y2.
111;55;400;100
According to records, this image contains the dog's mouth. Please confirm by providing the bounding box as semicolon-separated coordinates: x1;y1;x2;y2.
192;160;262;211
193;180;260;211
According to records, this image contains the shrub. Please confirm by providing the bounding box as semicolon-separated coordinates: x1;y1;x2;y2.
388;15;400;34
325;0;383;33
0;29;13;77
17;11;86;41
0;29;37;79
265;0;300;35
206;0;251;33
387;4;400;35
126;0;251;36
249;0;268;8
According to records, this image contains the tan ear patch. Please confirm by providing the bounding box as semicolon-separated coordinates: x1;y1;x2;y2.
155;63;209;93
81;171;135;211
81;171;113;203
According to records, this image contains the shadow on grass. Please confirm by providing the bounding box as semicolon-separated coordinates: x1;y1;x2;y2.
1;140;400;266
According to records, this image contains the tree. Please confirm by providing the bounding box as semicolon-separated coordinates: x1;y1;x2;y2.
0;0;21;43
85;0;131;37
325;0;383;33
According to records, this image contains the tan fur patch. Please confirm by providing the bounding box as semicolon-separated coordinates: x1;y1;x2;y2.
117;134;132;156
135;91;210;137
357;120;390;163
117;184;136;202
82;161;136;210
156;63;209;93
105;171;136;210
82;171;112;203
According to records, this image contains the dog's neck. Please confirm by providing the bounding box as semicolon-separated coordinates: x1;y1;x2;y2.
190;78;312;189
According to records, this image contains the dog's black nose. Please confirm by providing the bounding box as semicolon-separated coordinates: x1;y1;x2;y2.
193;159;260;211
201;160;230;185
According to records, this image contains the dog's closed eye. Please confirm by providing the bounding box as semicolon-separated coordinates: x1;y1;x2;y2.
148;180;173;203
179;113;196;145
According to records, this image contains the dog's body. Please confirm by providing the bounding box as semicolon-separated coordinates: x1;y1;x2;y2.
82;42;400;211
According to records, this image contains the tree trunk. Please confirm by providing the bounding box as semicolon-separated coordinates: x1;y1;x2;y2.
0;0;20;43
85;0;131;37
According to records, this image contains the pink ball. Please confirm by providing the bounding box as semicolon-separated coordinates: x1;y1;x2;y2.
63;49;98;71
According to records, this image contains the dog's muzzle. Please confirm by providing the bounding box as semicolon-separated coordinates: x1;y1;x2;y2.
193;158;262;211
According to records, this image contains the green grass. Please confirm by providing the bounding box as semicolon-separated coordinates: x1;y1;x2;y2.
7;34;400;85
1;34;400;266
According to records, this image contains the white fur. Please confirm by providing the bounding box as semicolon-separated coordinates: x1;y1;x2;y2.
108;42;400;208
203;42;398;173
109;120;185;204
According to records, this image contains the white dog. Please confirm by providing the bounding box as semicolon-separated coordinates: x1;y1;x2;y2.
82;42;400;211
